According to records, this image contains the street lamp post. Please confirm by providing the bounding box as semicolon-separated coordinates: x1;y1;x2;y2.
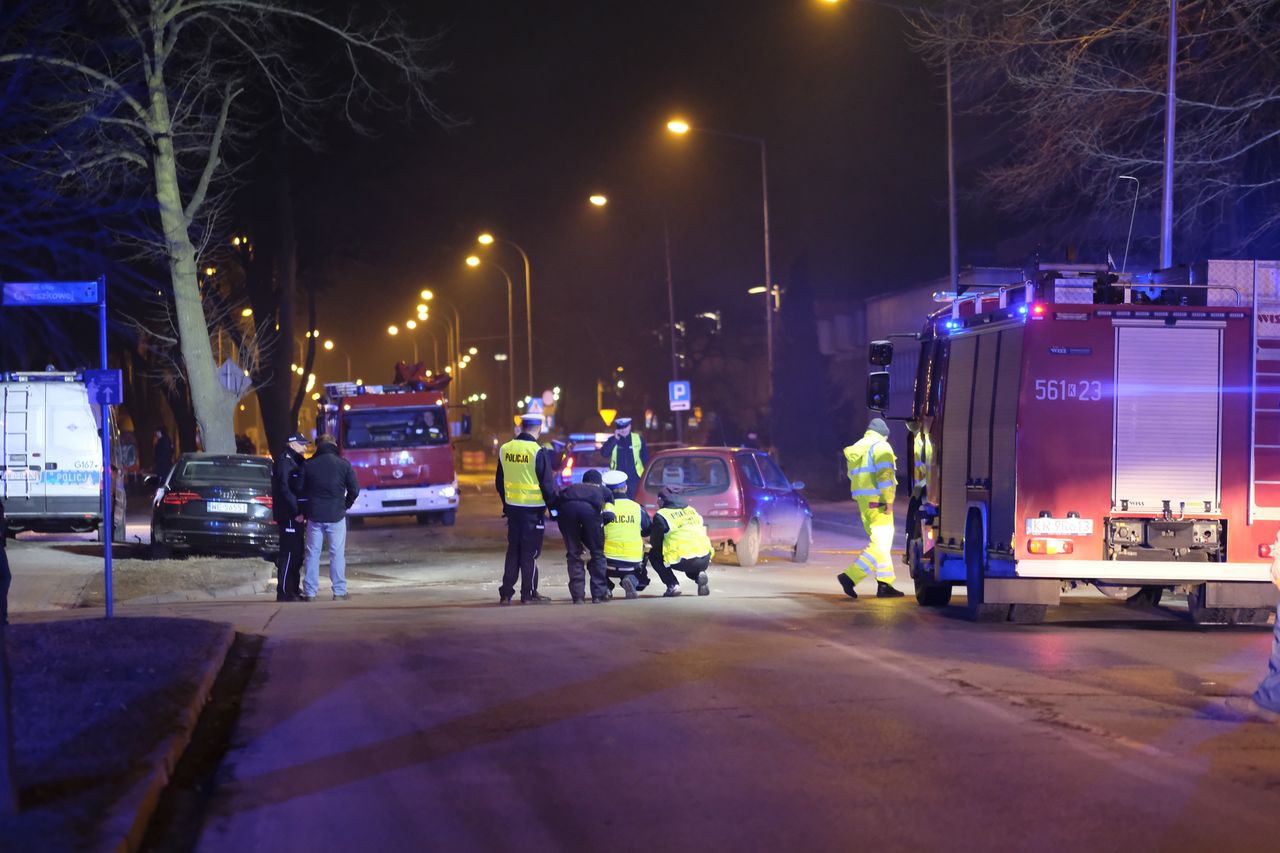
478;233;534;398
467;255;517;427
667;120;774;405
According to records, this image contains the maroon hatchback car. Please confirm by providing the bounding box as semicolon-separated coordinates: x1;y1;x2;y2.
636;447;812;567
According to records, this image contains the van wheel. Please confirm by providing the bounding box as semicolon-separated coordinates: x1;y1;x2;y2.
910;539;951;607
964;511;1007;622
736;520;761;567
791;519;812;563
439;510;457;527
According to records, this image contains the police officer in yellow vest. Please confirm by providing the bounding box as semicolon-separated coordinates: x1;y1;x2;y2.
838;417;904;599
601;417;648;499
649;487;713;597
495;414;558;604
602;469;652;599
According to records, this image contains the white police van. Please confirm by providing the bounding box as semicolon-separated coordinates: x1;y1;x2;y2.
1;371;126;541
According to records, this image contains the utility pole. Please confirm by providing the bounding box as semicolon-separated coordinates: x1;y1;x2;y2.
1159;0;1177;269
665;221;683;443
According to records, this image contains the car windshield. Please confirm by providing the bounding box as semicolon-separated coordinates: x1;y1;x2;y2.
176;458;270;486
343;406;448;449
643;455;731;496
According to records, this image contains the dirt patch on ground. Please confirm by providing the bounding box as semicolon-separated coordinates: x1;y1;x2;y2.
0;617;234;850
78;556;273;606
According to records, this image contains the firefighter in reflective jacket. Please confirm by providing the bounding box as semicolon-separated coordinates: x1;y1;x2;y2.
838;417;904;599
602;469;651;599
650;487;712;597
495;414;558;604
904;419;933;566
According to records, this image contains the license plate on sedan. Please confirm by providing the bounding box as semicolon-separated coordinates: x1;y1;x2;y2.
206;501;248;515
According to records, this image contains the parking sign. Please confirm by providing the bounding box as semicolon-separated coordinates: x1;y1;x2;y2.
669;380;691;412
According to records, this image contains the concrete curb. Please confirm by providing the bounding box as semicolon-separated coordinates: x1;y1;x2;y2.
124;578;274;606
101;622;236;853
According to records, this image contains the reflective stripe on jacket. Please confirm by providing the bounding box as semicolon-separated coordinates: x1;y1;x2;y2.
604;498;645;562
657;505;713;565
500;438;545;507
844;430;897;504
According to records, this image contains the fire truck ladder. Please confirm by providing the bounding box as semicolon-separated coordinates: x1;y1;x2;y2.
2;385;32;501
1251;261;1280;522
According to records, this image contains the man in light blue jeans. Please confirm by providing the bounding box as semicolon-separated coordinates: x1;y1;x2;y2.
1225;546;1280;722
300;434;360;601
304;518;349;600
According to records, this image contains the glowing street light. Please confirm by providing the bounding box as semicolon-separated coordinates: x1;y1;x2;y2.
416;303;429;314
387;325;399;336
406;319;418;330
666;119;690;135
323;339;334;350
466;255;480;267
240;307;253;317
588;194;608;207
468;346;478;355
477;233;494;246
420;289;434;301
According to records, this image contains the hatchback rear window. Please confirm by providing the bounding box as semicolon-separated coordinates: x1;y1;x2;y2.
643;456;731;496
176;458;271;486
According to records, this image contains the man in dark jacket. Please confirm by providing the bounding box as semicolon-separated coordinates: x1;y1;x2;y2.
495;414;558;604
301;434;360;601
272;432;309;602
555;469;612;603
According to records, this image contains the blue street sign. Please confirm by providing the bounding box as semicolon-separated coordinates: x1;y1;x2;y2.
526;398;545;414
1;280;100;306
84;369;123;406
669;380;691;412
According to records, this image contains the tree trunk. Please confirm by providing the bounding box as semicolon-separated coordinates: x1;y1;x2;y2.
290;287;317;428
147;71;236;454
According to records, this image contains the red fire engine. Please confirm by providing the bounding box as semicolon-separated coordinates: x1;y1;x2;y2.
872;260;1280;624
317;366;467;525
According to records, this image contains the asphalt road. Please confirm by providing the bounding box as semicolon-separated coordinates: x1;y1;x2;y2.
105;480;1280;853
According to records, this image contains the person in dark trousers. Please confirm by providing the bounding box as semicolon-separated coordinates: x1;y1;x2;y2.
153;427;174;483
555;469;612;603
301;434;360;601
602;469;652;598
495;414;558;604
649;487;713;597
272;432;309;602
0;499;10;625
601;417;649;499
1224;543;1280;722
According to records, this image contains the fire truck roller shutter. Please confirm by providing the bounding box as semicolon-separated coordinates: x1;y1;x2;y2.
989;328;1025;558
940;335;978;548
968;332;1000;484
1112;324;1223;513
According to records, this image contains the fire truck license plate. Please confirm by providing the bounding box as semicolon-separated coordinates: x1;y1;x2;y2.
1026;517;1093;537
207;501;248;515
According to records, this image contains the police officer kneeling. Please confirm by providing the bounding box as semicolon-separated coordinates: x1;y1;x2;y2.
602;469;651;599
554;469;611;603
495;414;558;604
649;487;712;597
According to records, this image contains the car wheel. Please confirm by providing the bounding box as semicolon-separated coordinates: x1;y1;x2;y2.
150;530;172;560
439;510;457;527
791;518;812;563
736;520;761;567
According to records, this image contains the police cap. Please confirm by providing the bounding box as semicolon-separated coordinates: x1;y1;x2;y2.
614;417;632;428
519;414;543;427
602;470;628;489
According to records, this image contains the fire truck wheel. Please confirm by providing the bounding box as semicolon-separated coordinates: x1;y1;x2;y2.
736;520;761;567
439;511;457;527
909;539;951;607
791;519;812;563
1007;604;1047;624
964;512;1007;622
1188;585;1272;626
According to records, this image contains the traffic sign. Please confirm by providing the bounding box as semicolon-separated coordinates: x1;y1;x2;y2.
598;408;617;426
217;359;252;396
527;398;545;415
1;280;100;306
669;380;691;412
84;370;123;406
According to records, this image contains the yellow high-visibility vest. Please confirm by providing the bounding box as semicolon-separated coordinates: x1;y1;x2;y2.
604;498;645;562
912;431;933;497
657;505;713;565
500;438;544;507
844;430;897;504
610;434;645;477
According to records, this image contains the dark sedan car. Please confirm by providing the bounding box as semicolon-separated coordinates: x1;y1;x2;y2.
635;447;812;567
149;454;278;558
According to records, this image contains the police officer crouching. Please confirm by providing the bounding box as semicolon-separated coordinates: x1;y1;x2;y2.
272;432;309;602
602;469;651;599
554;469;612;603
649;487;713;597
495;414;558;604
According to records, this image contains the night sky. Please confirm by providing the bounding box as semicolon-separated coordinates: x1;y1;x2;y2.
290;0;957;425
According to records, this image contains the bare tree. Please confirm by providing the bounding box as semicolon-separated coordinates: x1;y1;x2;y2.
0;0;447;453
910;1;1280;258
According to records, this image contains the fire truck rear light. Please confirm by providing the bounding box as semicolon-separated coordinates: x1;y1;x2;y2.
1260;543;1275;558
1031;303;1046;317
1028;537;1073;555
